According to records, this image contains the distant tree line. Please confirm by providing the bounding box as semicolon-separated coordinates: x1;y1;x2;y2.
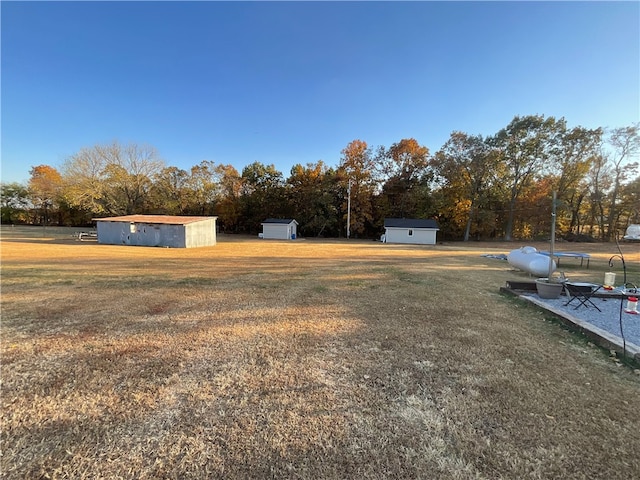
2;115;639;242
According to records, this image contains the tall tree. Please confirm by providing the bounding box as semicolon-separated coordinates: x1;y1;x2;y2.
617;174;640;227
62;141;164;216
378;138;431;220
549;125;602;236
185;160;219;216
213;164;243;232
338;140;379;237
148;166;191;214
28;165;63;224
101;142;164;215
62;145;110;215
492;115;560;240
604;124;640;240
0;182;31;224
431;132;496;240
383;138;430;182
287;161;339;237
585;151;612;239
240;162;286;233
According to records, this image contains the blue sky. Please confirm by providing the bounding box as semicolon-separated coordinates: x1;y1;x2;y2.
2;1;639;184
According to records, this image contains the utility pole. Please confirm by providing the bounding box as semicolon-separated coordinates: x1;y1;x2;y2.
346;179;352;239
547;190;556;280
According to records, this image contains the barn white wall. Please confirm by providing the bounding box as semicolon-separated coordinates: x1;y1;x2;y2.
384;227;437;245
185;219;217;247
97;219;216;248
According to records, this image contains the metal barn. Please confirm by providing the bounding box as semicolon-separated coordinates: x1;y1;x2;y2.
261;218;298;240
94;215;218;248
383;218;439;245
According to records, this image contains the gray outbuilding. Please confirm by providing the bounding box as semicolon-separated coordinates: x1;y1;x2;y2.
261;218;298;240
383;218;439;245
93;215;217;248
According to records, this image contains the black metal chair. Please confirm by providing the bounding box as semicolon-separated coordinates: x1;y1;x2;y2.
563;282;602;312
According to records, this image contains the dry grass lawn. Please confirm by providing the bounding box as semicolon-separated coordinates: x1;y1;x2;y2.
1;226;639;479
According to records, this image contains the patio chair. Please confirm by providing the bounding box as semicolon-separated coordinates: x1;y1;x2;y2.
563;282;602;312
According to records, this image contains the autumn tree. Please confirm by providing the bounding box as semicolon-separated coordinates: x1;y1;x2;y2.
377;138;431;220
62;141;164;216
431;132;497;240
287;161;339;237
28;165;63;225
582;124;640;240
61;145;109;215
547;124;602;237
584;150;612;239
603;124;640;240
516;176;557;239
492;115;561;240
184;160;220;216
338;140;380;237
100;143;163;215
240;162;287;233
148;166;191;214
617;174;640;227
213;164;243;232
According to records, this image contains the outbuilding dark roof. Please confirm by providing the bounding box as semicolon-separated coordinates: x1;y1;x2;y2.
384;218;439;229
93;215;217;225
261;218;298;224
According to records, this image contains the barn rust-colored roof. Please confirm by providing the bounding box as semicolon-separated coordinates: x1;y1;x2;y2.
93;215;217;225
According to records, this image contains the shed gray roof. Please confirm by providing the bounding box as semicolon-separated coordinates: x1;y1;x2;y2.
261;218;298;225
93;215;217;225
384;218;439;229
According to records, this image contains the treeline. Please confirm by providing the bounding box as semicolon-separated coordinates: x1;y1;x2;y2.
2;115;639;241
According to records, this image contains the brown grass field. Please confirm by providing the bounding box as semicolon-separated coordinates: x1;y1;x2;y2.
1;226;639;479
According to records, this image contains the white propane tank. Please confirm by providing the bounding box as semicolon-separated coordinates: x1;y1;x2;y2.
507;246;556;277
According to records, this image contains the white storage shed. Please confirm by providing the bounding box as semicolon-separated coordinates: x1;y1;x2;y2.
261;218;298;240
94;215;217;248
383;218;439;245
